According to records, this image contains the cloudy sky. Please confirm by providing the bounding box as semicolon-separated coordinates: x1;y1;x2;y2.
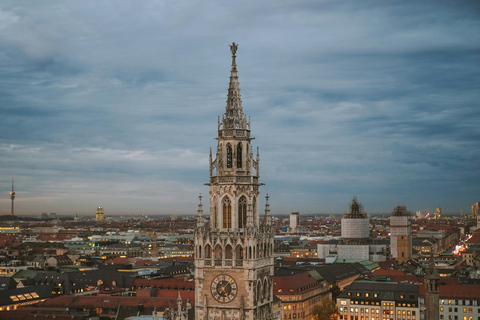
1;1;479;216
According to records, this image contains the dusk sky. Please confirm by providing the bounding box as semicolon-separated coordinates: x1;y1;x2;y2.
1;1;479;216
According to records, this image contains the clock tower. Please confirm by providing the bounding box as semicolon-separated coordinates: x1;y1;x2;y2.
194;43;274;320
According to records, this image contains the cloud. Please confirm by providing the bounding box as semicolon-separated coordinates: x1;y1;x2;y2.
0;1;479;215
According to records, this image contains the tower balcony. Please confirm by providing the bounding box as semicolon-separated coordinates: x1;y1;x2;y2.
210;176;259;185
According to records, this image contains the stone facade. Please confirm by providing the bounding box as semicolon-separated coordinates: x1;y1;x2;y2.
194;43;274;320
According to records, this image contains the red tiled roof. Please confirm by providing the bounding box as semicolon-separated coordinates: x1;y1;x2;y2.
282;257;299;262
418;282;478;298
156;289;195;299
0;235;15;246
133;277;195;290
37;234;70;241
39;295;194;310
273;271;318;294
36;296;76;307
373;269;405;276
392;275;419;283
466;234;480;244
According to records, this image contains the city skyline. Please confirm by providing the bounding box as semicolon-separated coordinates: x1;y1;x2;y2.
1;1;479;216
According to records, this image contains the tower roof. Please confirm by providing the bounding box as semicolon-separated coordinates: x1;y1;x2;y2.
220;42;248;131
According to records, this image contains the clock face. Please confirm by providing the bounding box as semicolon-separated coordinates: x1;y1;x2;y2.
211;274;237;303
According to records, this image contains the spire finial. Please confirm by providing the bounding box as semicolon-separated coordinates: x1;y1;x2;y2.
230;42;238;67
265;194;271;226
230;42;238;56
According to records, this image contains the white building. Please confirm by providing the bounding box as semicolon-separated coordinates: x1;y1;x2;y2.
317;197;389;262
290;212;299;231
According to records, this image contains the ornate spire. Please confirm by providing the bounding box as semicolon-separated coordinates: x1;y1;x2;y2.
221;42;247;131
197;194;204;228
264;194;271;226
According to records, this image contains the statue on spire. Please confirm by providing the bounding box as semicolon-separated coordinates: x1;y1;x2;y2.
230;42;238;56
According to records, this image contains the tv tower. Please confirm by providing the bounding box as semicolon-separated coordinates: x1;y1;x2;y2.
10;177;15;216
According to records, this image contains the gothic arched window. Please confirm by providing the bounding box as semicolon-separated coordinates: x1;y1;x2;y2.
227;145;232;168
205;244;212;259
235;244;244;260
225;244;233;259
222;196;232;229
214;244;222;259
238;196;247;228
237;143;242;168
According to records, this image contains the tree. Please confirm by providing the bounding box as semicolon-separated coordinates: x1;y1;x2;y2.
311;297;339;320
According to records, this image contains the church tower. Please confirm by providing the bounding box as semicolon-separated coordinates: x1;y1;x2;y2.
424;252;439;320
194;43;274;320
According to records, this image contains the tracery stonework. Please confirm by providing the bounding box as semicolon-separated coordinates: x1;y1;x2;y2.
194;43;274;320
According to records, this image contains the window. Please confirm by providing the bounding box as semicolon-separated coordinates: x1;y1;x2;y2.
237;143;242;168
227;145;232;168
222;197;232;228
238;196;247;228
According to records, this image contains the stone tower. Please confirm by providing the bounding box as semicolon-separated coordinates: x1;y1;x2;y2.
194;43;274;320
424;252;439;320
390;205;412;263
